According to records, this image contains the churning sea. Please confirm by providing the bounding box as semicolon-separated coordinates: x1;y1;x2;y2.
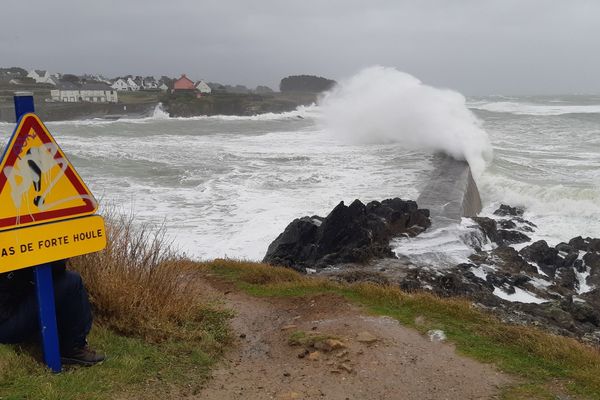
1;95;598;262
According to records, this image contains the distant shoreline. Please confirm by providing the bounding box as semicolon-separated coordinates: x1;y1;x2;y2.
0;90;318;122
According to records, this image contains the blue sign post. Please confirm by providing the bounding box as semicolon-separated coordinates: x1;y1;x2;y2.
13;92;62;373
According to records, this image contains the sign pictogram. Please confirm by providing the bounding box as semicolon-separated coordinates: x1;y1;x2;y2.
0;113;97;231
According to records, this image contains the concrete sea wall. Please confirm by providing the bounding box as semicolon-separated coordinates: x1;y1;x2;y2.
417;156;482;227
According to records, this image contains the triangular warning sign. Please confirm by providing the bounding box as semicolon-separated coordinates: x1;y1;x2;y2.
0;113;97;231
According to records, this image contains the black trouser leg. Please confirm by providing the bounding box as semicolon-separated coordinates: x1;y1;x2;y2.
0;271;93;352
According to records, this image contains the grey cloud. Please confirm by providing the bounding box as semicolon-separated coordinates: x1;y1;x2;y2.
1;0;599;94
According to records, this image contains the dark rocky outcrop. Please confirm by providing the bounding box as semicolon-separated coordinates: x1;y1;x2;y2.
265;196;600;345
327;203;600;344
263;198;430;271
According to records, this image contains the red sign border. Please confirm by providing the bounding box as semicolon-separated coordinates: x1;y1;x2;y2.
0;113;97;230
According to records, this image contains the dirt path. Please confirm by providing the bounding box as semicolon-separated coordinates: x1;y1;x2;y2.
197;277;511;400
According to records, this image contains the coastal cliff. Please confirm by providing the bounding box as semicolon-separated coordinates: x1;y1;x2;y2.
160;92;317;117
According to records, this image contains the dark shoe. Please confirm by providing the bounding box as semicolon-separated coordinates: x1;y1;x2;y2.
61;345;105;366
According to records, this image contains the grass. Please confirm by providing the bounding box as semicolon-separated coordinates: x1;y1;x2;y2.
0;326;214;400
0;212;231;400
204;259;600;400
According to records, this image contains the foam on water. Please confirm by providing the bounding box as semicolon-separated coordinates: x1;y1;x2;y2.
37;116;432;260
471;101;600;116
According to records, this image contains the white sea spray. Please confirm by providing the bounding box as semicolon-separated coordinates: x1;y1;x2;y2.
318;66;493;177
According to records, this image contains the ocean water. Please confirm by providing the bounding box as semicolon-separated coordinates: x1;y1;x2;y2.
0;95;598;262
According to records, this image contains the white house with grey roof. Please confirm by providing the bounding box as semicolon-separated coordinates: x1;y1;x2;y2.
27;69;59;85
111;78;130;91
50;82;118;103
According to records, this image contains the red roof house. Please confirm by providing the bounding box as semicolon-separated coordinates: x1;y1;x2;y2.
173;74;196;91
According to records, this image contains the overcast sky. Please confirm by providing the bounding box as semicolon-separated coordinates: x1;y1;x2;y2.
1;0;599;95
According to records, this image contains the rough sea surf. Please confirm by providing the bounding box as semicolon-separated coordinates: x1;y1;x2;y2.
1;91;598;263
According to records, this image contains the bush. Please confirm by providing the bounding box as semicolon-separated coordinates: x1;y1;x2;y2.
69;209;230;347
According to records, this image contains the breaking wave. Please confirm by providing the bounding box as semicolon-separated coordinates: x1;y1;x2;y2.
317;66;493;177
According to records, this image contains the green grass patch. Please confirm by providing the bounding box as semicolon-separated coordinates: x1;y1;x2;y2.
0;321;228;400
206;259;600;400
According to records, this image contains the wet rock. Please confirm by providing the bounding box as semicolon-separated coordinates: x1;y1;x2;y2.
492;246;538;275
498;219;517;230
583;252;600;270
493;204;524;217
263;198;431;270
555;268;577;292
567;302;600;326
471;216;501;244
569;236;600;253
520;241;560;276
497;229;531;245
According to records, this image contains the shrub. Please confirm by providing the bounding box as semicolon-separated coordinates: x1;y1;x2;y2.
69;209;230;348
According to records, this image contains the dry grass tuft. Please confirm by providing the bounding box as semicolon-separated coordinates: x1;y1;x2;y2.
209;259;304;285
69;210;230;346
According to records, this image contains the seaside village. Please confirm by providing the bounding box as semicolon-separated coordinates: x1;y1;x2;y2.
0;67;216;103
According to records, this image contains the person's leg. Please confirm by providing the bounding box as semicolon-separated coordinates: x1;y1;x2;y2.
53;270;93;352
0;291;39;344
1;270;103;365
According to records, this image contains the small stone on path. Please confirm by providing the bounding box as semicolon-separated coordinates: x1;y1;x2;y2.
357;331;378;344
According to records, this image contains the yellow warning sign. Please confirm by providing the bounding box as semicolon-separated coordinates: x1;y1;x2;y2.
0;113;97;231
0;215;106;274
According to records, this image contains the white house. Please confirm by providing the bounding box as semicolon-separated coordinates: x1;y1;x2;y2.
126;77;139;91
111;78;129;91
142;77;158;90
195;80;212;94
50;82;118;103
27;69;58;85
159;83;169;91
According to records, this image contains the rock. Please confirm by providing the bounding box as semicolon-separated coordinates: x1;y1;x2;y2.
491;246;538;275
307;351;321;361
263;198;431;269
497;229;531;245
262;216;321;271
356;331;378;344
555;268;577;292
281;325;298;331
520;240;560;275
555;242;576;254
567;302;600;326
569;236;600;252
493;204;524;217
583;252;600;270
471;217;500;244
297;349;309;359
338;363;353;373
336;350;350;359
498;219;517;230
314;339;346;352
513;216;537;228
427;329;447;342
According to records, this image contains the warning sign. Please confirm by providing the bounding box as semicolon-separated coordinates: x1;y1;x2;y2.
0;215;106;273
0;113;97;231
